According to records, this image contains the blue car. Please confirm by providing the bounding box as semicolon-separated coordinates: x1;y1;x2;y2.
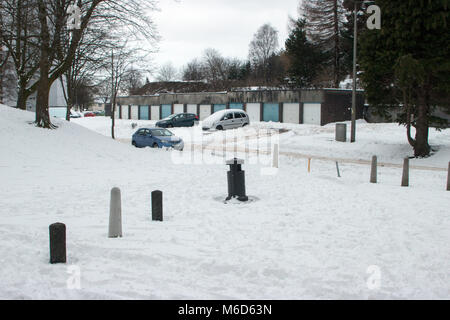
132;128;184;151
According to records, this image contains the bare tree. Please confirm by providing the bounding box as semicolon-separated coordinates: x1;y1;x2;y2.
182;58;204;81
99;44;144;139
156;62;178;82
0;0;40;110
248;23;279;84
202;48;230;88
1;0;159;128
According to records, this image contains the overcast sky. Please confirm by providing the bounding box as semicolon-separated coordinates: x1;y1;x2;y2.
150;0;300;79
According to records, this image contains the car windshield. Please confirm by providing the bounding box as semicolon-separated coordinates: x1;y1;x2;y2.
151;129;173;136
163;114;177;120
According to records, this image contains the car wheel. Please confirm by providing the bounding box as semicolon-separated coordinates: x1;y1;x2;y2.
216;125;223;130
242;123;248;127
167;124;173;128
132;140;137;147
152;142;159;148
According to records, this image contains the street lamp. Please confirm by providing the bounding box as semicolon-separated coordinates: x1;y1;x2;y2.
351;1;380;143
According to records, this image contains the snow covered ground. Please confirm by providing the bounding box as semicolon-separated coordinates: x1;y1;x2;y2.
0;105;449;299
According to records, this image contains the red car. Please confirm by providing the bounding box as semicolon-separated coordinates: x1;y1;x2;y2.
84;112;95;117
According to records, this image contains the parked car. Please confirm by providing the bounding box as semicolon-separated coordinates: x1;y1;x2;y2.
156;113;199;128
132;128;184;151
70;111;82;118
94;110;105;116
202;109;250;131
83;112;95;117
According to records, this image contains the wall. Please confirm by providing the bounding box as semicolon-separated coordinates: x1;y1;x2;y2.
321;90;364;126
116;89;365;125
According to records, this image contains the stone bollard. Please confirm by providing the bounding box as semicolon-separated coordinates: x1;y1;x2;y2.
272;144;279;168
49;223;66;264
447;162;450;191
370;156;377;183
335;123;347;142
152;190;163;221
109;187;122;238
401;158;409;187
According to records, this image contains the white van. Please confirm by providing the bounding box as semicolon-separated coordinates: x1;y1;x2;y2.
202;109;250;131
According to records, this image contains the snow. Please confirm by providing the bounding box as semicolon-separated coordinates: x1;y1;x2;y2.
0;104;449;299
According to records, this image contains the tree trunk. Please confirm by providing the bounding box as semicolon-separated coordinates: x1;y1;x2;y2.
16;85;28;110
333;0;340;88
35;0;53;129
35;78;53;128
413;94;430;157
111;100;116;140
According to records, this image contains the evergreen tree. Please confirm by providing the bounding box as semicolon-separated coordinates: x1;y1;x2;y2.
359;0;450;157
302;0;345;87
285;18;323;87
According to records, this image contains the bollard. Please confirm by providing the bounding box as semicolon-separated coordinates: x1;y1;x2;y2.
272;144;279;168
308;158;311;173
335;123;347;142
370;155;377;183
226;158;248;202
49;223;66;264
109;187;122;238
447;162;450;191
336;161;341;178
401;158;409;187
152;190;163;221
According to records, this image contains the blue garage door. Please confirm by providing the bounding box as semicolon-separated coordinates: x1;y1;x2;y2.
263;103;279;122
213;104;226;113
229;103;244;110
139;106;149;120
161;104;172;119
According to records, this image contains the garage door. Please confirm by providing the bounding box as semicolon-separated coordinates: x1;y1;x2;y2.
139;106;149;120
303;103;321;125
263;103;279;122
213;104;226;113
246;103;260;122
121;105;129;119
161;104;172;119
131;105;139;119
151;105;160;120
283;103;300;124
174;104;184;114
199;104;211;120
229;103;244;110
187;104;197;115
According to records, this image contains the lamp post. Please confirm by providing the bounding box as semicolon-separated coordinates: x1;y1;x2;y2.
351;0;358;143
351;1;380;143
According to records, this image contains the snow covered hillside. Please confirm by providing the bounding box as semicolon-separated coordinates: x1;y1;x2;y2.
0;104;449;299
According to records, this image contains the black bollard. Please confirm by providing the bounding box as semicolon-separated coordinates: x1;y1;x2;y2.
49;223;66;264
152;190;163;221
226;158;248;202
401;158;409;187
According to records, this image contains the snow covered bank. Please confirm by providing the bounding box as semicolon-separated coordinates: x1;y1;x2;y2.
73;116;450;168
1;104;449;299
